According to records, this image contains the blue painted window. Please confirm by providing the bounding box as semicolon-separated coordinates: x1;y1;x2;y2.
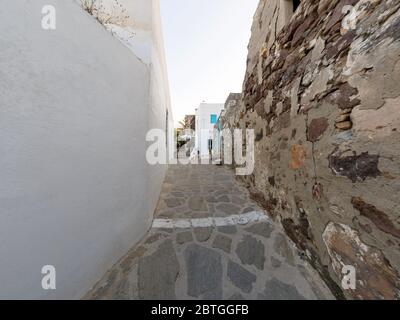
210;114;217;124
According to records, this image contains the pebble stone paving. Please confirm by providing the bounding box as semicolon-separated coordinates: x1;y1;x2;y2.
85;164;334;300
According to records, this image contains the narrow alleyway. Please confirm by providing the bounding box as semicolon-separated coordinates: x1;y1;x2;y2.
85;164;334;300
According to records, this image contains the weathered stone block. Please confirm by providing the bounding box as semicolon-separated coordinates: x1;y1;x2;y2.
227;260;257;294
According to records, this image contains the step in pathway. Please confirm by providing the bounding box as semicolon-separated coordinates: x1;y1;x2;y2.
85;164;334;300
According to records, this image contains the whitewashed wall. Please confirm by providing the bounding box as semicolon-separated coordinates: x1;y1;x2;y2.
195;104;224;157
0;0;172;299
149;0;174;212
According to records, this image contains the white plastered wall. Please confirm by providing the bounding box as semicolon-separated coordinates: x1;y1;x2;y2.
0;0;172;299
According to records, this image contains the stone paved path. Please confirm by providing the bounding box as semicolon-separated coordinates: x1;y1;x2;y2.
85;164;334;300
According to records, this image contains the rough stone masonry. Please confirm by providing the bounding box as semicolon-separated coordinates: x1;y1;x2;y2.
221;0;400;299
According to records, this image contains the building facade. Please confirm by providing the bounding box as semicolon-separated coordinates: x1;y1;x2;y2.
194;103;224;158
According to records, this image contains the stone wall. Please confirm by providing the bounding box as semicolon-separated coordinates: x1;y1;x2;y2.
223;0;400;299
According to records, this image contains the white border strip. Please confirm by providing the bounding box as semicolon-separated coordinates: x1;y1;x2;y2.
152;211;269;229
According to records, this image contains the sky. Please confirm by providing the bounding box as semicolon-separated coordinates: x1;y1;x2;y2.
160;0;259;126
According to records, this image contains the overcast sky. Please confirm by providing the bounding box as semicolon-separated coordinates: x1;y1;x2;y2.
160;0;259;125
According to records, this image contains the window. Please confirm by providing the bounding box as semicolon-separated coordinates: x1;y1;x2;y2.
210;114;217;124
165;109;168;147
293;0;300;12
282;0;301;27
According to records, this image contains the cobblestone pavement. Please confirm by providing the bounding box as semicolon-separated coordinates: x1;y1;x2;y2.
85;164;334;300
155;164;263;219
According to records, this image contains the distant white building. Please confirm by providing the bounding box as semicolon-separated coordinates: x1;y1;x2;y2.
211;93;241;162
195;103;224;158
